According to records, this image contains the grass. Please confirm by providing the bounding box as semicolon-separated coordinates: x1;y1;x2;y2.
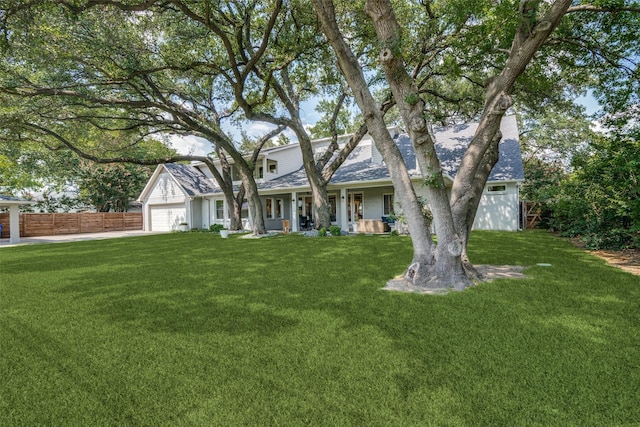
1;230;639;426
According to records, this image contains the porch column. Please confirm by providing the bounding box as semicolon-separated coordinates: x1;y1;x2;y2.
291;191;298;232
246;202;253;231
143;204;150;231
221;199;226;228
339;188;348;232
9;205;20;244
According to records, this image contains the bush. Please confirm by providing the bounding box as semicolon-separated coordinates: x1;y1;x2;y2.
328;225;341;236
318;227;327;237
209;224;225;233
543;130;640;250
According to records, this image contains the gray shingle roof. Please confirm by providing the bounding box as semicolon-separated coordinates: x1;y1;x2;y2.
432;114;524;181
166;115;524;194
163;163;217;196
261;115;523;189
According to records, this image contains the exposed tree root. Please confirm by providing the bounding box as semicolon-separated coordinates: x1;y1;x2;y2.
383;264;527;294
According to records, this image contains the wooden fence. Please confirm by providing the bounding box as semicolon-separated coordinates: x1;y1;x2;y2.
0;212;143;238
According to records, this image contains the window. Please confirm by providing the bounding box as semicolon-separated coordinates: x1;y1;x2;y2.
266;198;273;218
215;200;224;220
383;194;394;216
328;195;337;222
241;201;249;219
267;160;277;174
266;198;284;219
230;165;242;181
487;184;507;193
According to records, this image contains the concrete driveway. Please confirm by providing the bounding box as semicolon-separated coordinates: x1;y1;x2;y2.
0;230;165;248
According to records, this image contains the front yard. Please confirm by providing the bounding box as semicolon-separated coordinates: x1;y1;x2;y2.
1;231;638;425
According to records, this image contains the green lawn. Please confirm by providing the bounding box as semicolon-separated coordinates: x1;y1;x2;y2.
1;231;638;426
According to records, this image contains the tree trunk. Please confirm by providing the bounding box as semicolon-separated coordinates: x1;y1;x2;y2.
452;132;501;279
365;0;471;290
312;0;455;290
203;154;244;230
236;165;266;235
449;0;573;252
293;130;333;230
312;181;331;229
230;186;246;231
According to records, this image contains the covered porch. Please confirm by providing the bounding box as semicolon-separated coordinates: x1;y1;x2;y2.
282;185;395;233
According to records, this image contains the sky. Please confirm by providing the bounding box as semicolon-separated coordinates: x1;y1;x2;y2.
575;90;601;116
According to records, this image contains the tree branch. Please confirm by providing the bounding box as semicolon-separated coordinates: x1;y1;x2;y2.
24;122;208;165
566;4;640;13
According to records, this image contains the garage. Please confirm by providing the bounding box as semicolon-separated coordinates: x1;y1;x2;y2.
149;204;187;231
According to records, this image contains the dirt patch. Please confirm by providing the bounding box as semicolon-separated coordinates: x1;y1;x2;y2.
589;248;640;276
569;237;640;276
382;265;527;294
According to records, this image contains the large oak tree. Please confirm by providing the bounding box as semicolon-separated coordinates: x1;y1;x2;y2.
0;0;373;231
312;0;638;290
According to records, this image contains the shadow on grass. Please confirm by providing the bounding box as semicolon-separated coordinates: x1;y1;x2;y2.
3;230;639;425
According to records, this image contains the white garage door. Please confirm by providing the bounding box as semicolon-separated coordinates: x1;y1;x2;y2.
150;205;187;231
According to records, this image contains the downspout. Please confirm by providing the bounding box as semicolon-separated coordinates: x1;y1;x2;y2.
189;196;194;228
517;182;523;231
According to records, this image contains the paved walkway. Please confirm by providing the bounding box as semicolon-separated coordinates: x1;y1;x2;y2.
0;230;165;248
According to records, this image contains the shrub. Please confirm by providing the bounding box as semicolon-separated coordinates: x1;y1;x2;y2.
544;130;640;250
328;225;341;236
318;227;327;237
209;224;225;233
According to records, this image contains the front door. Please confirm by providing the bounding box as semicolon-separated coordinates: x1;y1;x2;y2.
298;196;313;229
299;196;313;218
348;193;363;222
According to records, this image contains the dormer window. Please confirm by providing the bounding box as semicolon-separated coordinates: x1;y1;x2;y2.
267;160;277;174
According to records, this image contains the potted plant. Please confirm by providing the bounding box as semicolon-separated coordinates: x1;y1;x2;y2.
178;222;189;232
219;228;230;238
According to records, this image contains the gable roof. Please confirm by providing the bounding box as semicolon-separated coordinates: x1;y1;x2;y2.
155;115;524;196
162;163;217;196
262;114;523;190
138;163;217;201
433;114;523;181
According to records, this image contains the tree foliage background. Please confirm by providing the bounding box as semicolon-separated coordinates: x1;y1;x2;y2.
529;112;640;250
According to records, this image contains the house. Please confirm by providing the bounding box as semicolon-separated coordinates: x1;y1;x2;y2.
138;115;524;233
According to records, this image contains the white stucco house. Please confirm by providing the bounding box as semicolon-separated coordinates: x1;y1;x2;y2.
138;115;524;233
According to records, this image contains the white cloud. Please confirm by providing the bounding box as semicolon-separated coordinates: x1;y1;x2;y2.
169;135;212;156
